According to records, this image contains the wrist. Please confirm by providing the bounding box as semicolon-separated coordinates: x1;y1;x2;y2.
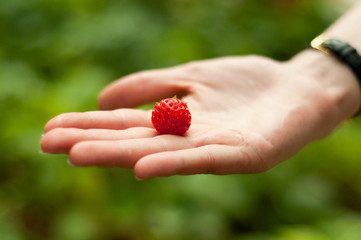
288;49;361;120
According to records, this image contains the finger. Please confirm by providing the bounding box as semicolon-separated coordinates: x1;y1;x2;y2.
98;69;190;110
44;109;151;132
41;127;158;154
134;145;268;180
68;135;193;168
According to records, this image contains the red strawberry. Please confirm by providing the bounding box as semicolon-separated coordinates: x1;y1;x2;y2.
151;97;191;135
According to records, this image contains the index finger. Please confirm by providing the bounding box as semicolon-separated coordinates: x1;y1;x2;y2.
98;69;191;110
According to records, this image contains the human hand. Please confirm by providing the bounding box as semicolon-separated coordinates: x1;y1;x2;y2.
41;52;360;179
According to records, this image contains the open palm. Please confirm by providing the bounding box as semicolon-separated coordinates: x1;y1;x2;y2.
41;55;341;179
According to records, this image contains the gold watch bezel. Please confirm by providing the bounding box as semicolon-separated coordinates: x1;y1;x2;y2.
311;35;331;55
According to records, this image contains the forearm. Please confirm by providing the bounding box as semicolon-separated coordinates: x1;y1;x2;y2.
324;1;361;51
289;1;361;121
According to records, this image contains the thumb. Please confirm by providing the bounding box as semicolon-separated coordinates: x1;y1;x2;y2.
98;69;190;110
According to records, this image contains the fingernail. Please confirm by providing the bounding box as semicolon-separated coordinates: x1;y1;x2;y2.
39;134;45;154
39;149;47;154
135;175;144;181
67;158;75;167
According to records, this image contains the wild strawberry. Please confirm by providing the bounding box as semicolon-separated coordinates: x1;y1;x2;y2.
151;97;191;136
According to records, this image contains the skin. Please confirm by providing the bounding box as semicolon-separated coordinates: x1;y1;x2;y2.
41;2;361;180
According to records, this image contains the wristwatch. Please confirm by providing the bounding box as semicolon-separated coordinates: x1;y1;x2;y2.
311;35;361;117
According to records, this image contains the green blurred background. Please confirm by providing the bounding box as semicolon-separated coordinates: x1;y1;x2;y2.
1;0;361;239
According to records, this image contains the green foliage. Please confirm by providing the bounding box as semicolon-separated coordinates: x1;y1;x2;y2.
1;0;361;239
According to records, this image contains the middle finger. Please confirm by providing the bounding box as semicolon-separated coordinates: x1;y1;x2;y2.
41;127;158;154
